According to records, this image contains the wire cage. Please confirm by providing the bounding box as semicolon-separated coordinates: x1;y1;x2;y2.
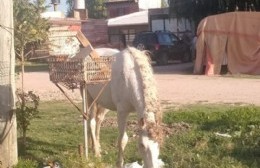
48;55;115;89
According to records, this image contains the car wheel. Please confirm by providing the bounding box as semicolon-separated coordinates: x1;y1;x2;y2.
156;52;168;65
181;51;191;63
137;43;145;51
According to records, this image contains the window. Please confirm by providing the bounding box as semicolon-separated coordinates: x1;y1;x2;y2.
118;8;125;16
121;29;136;45
157;33;172;43
170;33;179;42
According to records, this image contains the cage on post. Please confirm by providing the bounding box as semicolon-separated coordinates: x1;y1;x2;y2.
48;55;114;89
48;30;115;88
47;30;115;159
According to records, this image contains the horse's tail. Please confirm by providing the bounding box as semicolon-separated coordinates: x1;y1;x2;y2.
127;47;162;124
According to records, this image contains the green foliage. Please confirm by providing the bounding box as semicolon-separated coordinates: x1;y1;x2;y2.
161;0;169;8
66;0;107;18
16;90;40;146
13;0;50;61
168;0;260;26
66;0;74;17
85;0;107;19
15;62;49;73
14;159;38;168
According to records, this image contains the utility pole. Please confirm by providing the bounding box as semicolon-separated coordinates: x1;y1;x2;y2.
0;0;18;167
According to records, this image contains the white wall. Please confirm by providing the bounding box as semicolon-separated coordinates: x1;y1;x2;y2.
139;0;161;10
74;0;85;9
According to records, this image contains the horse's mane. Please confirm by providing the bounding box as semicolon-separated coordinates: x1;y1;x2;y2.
127;47;163;142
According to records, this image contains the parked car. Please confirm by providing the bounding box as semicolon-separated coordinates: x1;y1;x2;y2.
133;31;191;65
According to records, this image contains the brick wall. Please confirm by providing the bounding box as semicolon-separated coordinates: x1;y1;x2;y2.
81;19;109;47
105;1;139;18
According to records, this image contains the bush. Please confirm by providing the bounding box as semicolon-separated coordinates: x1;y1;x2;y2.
16;89;40;146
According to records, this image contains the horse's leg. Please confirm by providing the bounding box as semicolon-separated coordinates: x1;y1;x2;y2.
116;108;129;168
89;102;102;157
84;89;101;157
80;87;95;155
95;105;109;154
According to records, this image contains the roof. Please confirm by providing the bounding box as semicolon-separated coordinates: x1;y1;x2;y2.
41;11;65;19
108;10;148;27
105;0;135;3
48;18;82;26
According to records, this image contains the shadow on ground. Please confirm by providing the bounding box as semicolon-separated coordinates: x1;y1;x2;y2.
153;62;194;75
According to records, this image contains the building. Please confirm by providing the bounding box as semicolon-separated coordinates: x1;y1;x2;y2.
40;0;193;53
107;10;149;48
148;8;195;37
104;0;139;18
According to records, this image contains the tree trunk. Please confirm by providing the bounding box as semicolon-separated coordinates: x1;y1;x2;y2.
0;0;18;167
21;49;24;93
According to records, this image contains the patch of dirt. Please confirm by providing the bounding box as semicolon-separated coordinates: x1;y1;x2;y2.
101;118;191;138
17;63;260;106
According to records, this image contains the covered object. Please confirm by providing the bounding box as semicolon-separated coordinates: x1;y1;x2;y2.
194;12;260;75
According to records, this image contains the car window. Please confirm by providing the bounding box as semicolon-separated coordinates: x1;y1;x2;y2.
146;34;157;44
157;33;172;44
134;34;145;44
170;34;179;42
133;35;139;43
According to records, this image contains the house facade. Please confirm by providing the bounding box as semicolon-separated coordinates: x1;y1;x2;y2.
104;0;139;18
149;8;195;37
107;10;149;49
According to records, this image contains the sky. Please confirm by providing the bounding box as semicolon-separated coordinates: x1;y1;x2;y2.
45;0;164;14
46;0;68;14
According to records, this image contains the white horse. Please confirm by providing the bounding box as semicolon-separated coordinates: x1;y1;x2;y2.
84;47;163;168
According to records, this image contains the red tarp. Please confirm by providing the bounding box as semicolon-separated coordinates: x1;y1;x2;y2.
194;12;260;75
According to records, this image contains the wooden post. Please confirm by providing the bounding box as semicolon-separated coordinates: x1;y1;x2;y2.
0;0;18;167
82;83;88;159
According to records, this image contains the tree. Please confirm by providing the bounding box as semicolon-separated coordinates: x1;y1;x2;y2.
13;0;50;91
162;0;169;8
66;0;107;18
13;0;48;149
168;0;260;27
66;0;74;17
16;90;40;147
85;0;107;19
0;0;18;167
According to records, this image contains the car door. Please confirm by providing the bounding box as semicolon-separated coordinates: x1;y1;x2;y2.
145;34;157;52
170;33;180;51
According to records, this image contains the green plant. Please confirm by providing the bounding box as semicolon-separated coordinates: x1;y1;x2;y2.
16;89;40;147
162;105;260;168
14;159;38;168
14;0;50;92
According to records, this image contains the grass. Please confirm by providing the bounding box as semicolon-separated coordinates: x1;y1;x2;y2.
162;105;260;168
15;61;49;73
16;101;121;168
16;102;260;168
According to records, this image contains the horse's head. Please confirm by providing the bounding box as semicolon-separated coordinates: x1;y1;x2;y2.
138;117;163;168
138;130;160;168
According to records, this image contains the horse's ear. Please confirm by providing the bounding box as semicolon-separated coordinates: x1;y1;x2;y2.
139;118;146;129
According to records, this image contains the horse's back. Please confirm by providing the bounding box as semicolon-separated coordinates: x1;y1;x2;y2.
95;48;120;57
87;47;146;113
87;48;120;111
110;48;144;112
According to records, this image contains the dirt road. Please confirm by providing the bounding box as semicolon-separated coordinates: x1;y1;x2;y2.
17;63;260;105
